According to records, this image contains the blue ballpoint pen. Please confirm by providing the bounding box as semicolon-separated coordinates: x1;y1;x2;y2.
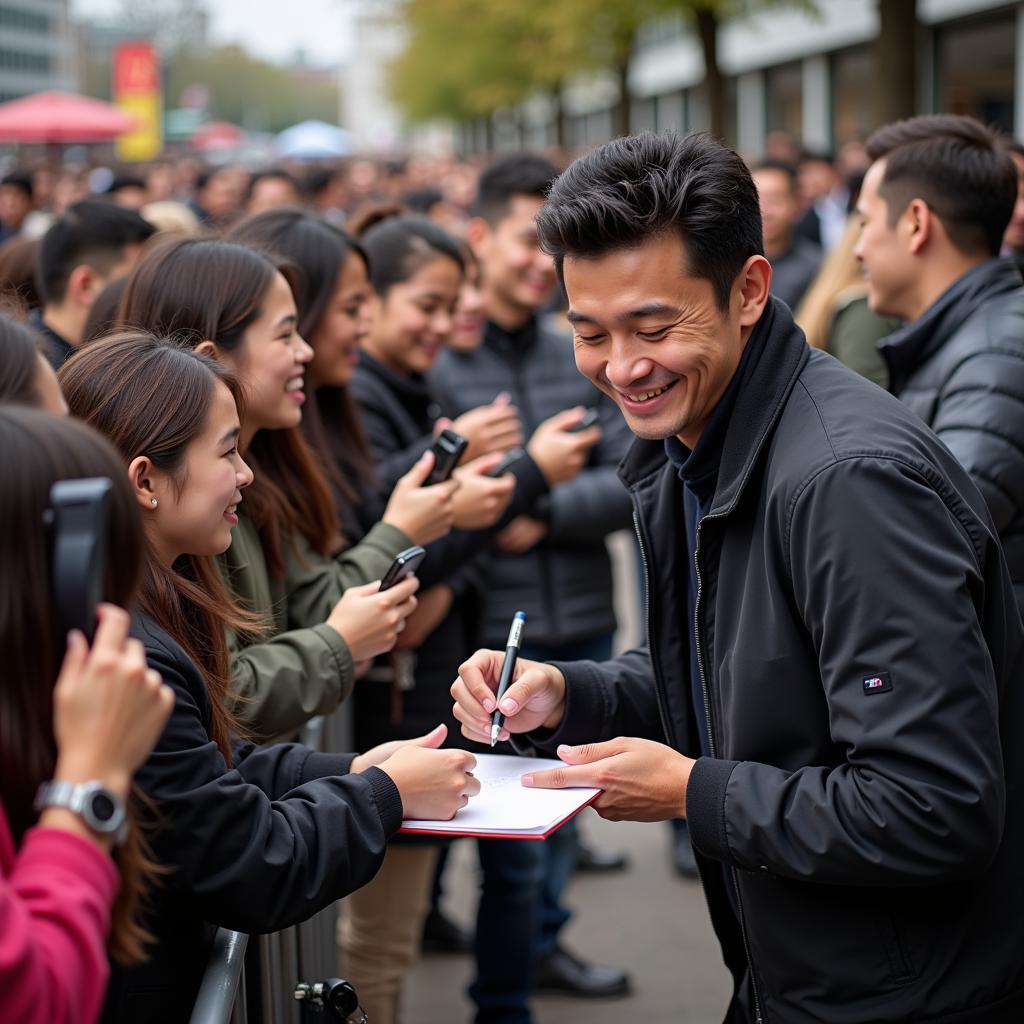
490;611;526;747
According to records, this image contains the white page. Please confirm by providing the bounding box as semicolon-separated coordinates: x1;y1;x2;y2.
400;753;599;836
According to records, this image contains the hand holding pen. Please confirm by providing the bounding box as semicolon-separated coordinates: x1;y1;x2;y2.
490;611;526;746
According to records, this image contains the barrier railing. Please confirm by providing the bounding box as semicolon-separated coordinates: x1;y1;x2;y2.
190;704;353;1024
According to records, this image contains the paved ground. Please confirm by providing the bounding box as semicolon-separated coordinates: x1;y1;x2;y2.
405;813;732;1023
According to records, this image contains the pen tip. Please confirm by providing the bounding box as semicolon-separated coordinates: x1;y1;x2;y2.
489;724;499;747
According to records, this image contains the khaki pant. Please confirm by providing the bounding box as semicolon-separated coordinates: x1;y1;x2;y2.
338;844;439;1024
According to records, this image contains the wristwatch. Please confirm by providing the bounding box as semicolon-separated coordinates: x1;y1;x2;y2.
34;780;129;845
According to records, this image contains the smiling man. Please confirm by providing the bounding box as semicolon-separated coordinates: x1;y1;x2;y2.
451;132;1024;1023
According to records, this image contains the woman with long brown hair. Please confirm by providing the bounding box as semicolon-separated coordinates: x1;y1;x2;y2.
0;407;173;1023
60;333;479;1022
115;236;458;741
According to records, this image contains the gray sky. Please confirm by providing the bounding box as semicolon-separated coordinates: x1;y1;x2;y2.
72;0;355;67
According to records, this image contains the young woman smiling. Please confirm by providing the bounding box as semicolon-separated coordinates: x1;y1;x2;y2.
59;334;479;1022
114;237;453;741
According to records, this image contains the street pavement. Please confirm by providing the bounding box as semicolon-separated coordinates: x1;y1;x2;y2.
405;813;733;1023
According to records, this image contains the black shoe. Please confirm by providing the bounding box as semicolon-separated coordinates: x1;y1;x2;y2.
421;907;474;954
535;946;631;998
575;841;629;873
672;828;699;879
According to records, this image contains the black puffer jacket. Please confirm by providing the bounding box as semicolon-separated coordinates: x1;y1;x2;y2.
881;257;1024;613
529;300;1024;1023
430;316;633;646
101;616;402;1023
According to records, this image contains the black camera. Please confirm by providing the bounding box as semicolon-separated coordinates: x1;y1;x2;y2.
46;478;112;643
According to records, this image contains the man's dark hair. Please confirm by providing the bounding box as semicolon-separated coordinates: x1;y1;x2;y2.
247;168;299;201
865;114;1016;257
537;131;763;311
473;153;559;224
36;200;155;306
404;187;444;214
750;158;798;192
303;166;343;199
1;172;33;200
105;173;146;196
799;149;836;167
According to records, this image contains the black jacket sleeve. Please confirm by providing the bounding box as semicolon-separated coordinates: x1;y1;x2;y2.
687;455;1006;887
930;345;1024;533
137;639;403;934
511;647;667;756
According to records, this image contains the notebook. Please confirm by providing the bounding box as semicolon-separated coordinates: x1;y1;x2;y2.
398;753;600;841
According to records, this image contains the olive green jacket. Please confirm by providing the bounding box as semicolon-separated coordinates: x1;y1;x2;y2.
219;510;412;741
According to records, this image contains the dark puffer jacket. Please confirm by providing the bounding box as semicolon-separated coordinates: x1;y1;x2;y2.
430;316;634;646
881;257;1024;613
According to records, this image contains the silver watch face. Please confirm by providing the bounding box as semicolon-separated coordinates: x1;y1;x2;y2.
87;788;119;826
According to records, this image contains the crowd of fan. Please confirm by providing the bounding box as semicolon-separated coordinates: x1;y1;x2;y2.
2;111;1024;1024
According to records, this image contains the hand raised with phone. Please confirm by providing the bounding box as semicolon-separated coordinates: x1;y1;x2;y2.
325;576;420;662
450;451;517;530
527;407;602;486
449;392;524;462
382;450;459;546
52;604;175;801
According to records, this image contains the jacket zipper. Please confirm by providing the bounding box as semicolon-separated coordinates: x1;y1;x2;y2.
694;515;765;1024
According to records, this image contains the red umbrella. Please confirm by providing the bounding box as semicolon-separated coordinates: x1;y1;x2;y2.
0;91;137;143
191;121;245;153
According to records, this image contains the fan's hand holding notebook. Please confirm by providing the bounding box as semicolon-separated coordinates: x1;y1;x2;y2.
398;753;600;840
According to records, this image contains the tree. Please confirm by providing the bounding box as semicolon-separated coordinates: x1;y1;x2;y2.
390;0;815;145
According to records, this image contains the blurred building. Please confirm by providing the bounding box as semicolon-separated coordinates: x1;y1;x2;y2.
0;0;76;103
457;0;1024;156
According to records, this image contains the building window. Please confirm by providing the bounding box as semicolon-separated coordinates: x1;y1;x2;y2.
832;45;873;146
765;61;802;142
937;14;1015;135
0;5;50;33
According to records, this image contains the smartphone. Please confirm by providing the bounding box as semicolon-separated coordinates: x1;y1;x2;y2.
424;428;469;485
379;545;427;591
48;477;112;643
487;447;525;478
567;408;599;433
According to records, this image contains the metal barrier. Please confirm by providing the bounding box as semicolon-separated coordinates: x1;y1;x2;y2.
190;704;354;1024
189;928;248;1024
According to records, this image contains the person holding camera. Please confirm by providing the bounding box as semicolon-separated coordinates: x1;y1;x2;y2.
0;407;173;1024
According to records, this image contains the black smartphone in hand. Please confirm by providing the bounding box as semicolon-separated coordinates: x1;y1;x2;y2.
567;408;599;433
487;447;525;478
424;428;469;485
379;545;427;591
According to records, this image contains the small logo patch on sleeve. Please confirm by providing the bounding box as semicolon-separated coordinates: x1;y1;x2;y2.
862;672;893;695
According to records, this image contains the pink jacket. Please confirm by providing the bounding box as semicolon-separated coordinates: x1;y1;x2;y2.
0;801;118;1024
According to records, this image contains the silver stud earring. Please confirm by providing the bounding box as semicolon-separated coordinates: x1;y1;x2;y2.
150;497;158;508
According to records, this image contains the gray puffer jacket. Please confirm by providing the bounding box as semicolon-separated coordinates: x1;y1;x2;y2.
430;315;633;647
882;257;1024;614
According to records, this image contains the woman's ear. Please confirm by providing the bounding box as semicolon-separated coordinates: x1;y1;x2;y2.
127;455;161;513
194;339;218;359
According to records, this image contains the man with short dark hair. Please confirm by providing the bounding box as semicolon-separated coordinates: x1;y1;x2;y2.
451;131;1024;1023
856;114;1024;613
750;159;821;310
246;168;302;215
33;199;154;367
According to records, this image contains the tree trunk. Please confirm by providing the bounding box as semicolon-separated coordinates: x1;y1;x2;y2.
872;0;917;126
554;83;570;150
611;60;631;138
695;6;723;140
